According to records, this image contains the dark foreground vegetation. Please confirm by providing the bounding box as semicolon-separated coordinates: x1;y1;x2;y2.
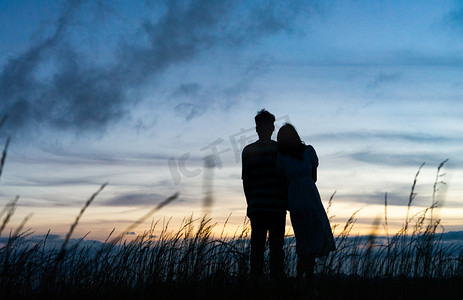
0;124;462;299
0;206;462;300
1;180;462;299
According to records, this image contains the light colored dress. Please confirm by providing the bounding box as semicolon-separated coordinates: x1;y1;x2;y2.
277;145;336;256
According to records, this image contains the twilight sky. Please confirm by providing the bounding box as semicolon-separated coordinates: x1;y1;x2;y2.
1;0;462;240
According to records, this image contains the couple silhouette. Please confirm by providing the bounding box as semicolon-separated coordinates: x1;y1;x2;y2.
242;109;336;289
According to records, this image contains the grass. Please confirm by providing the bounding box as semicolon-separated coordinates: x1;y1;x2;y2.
0;123;462;299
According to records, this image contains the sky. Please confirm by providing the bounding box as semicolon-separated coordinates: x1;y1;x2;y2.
0;0;462;241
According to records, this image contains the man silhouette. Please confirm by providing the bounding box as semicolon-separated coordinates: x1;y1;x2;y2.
242;109;286;282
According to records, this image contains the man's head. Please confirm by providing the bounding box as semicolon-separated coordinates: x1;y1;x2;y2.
254;109;275;140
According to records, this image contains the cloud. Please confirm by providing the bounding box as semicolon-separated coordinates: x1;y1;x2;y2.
169;56;274;121
348;151;450;167
0;1;126;134
391;49;463;68
330;190;460;209
175;103;205;121
333;192;410;207
171;83;207;120
9;177;101;188
367;72;403;89
103;192;166;207
0;0;317;136
311;131;459;145
9;148;172;167
443;3;463;34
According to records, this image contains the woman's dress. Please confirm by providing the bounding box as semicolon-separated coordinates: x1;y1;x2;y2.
277;145;336;256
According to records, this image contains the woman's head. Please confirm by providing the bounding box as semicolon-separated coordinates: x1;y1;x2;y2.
277;123;305;160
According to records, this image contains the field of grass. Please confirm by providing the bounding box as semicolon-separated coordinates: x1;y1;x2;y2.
1;197;462;299
1;125;462;299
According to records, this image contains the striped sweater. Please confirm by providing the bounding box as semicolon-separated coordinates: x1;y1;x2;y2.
241;139;287;216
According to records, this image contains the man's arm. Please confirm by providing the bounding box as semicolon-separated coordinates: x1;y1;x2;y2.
243;180;251;204
242;148;249;203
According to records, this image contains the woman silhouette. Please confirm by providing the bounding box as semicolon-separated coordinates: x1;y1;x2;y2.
276;123;335;289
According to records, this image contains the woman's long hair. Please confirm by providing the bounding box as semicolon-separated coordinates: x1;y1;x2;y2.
277;123;306;161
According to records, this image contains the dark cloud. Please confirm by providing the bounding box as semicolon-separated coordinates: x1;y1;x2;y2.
170;56;273;120
9;149;172;167
348;151;451;167
0;0;126;134
332;192;410;207
171;83;207;120
311;131;459;144
0;0;317;136
103;192;166;207
444;3;463;34
367;72;403;89
9;177;101;188
391;49;463;68
175;103;205;121
171;83;201;99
